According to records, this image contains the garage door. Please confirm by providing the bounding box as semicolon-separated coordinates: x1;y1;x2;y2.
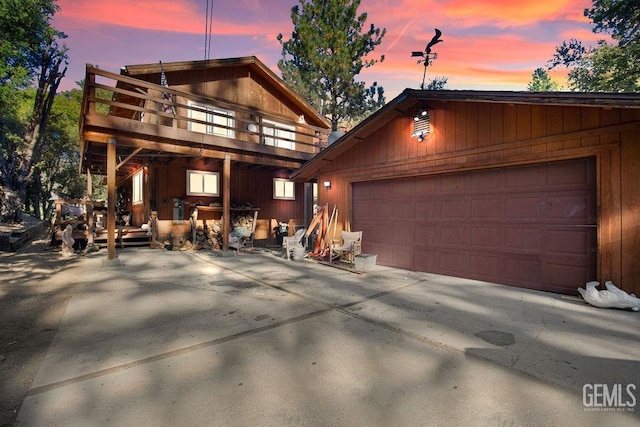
352;157;597;294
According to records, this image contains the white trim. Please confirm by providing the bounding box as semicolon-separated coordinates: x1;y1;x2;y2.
188;101;235;138
273;178;295;200
263;119;296;150
187;170;220;196
132;170;143;205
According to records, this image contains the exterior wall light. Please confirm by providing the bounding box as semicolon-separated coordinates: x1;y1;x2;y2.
412;109;431;141
323;181;331;189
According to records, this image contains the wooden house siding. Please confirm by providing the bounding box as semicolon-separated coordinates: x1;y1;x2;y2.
80;57;330;254
303;93;640;295
122;158;308;242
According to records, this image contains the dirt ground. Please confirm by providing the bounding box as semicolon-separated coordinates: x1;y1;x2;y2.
0;224;82;427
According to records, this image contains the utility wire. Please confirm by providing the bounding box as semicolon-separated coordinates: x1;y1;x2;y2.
204;0;214;61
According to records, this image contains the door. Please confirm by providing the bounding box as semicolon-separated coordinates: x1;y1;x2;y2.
352;158;597;294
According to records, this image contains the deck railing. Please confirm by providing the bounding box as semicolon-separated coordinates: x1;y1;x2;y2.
81;65;330;154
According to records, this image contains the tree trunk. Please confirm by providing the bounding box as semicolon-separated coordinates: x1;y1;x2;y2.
0;40;66;223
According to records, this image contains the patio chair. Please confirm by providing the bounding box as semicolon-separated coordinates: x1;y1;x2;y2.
330;231;362;264
282;228;306;260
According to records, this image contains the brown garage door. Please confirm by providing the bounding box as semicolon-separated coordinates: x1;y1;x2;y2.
352;157;597;294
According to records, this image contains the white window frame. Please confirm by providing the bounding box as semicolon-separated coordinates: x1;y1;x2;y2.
263;119;296;150
273;178;295;200
132;170;143;205
187;170;220;197
188;101;235;138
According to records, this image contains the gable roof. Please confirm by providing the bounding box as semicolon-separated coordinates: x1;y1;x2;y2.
291;89;640;181
121;56;330;128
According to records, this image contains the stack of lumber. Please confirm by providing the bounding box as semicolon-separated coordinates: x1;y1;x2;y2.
306;204;337;259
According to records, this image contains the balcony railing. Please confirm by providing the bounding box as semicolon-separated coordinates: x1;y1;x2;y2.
81;65;330;155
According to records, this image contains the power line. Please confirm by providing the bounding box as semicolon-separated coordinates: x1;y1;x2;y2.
204;0;214;61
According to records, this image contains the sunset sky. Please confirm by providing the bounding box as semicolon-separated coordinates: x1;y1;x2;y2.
53;0;601;99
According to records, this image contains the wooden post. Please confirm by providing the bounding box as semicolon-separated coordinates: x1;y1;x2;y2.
86;168;94;246
86;168;92;199
222;154;230;251
87;69;95;114
107;138;117;260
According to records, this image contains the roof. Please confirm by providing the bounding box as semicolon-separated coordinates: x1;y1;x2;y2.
121;56;330;129
291;89;640;181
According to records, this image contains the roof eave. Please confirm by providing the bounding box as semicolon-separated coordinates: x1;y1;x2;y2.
290;89;640;181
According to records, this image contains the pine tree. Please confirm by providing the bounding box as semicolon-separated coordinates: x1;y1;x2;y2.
277;0;386;131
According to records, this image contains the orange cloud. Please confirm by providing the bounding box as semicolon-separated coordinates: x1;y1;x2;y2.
439;0;585;27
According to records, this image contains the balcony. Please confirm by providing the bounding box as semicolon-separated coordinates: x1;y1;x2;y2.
80;65;331;176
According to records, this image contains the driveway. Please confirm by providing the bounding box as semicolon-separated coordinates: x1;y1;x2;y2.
15;248;640;426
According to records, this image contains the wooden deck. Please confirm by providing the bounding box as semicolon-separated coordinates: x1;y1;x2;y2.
94;227;151;248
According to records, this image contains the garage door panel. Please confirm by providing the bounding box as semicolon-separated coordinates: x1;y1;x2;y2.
471;198;503;219
506;165;545;189
505;196;544;219
505;257;542;287
544;195;591;221
354;200;390;220
392;202;414;220
392;224;415;244
414;225;439;246
544;228;595;256
353;157;596;294
391;245;413;268
440;225;469;246
413;249;439;272
442;199;470;218
416;200;440;220
392;179;416;195
505;227;541;252
471;226;503;248
441;174;469;192
543;261;594;293
471;169;503;190
440;251;469;277
415;176;440;194
470;254;503;281
547;159;592;187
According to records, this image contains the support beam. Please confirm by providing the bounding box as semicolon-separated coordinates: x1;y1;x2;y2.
223;154;231;251
82;131;306;170
86;168;92;199
106;138;117;261
116;147;143;170
85;168;95;246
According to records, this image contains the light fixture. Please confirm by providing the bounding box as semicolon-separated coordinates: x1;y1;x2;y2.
412;108;431;141
323;181;331;189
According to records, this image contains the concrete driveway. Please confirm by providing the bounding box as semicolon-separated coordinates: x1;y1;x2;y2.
16;248;640;426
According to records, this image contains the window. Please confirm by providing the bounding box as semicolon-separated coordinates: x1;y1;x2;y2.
187;170;219;196
188;101;235;138
273;178;295;200
263;119;295;150
132;170;143;205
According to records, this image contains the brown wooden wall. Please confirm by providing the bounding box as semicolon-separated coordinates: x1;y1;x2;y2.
316;101;640;294
129;158;306;241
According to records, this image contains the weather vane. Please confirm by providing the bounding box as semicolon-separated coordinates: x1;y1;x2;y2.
411;28;443;89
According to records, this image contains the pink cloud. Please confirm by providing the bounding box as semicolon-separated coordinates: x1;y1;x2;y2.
56;0;284;36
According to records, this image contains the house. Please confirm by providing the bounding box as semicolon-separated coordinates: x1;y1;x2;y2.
79;56;331;258
292;89;640;296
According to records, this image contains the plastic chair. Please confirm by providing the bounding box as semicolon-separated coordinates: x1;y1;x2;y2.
282;228;306;259
331;231;362;264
